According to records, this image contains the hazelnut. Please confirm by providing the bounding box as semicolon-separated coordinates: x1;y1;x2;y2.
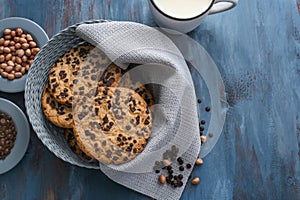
9;46;16;52
0;63;7;69
21;67;26;74
191;177;200;185
21;55;27;62
7;60;14;67
0;38;4;45
5;53;12;61
200;135;207;143
21;43;29;49
25;64;30;71
159;174;166;184
195;158;203;165
0;46;3;53
16;49;25;57
5;66;13;73
4;35;11;40
31;48;40;55
163;159;171;167
15;72;22;78
15;43;21;49
15;56;22;64
21;34;26;38
1;71;8;78
10;30;16;37
14;37;20;43
3;29;11;35
15;64;22;72
0;55;4;62
26;34;33;41
3;40;10;46
9;40;15;46
25;49;31;56
19;38;27;44
7;73;15;80
15;28;23;36
29;41;36;48
3;47;10;53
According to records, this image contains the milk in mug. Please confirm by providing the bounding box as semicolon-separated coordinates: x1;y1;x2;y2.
152;0;213;19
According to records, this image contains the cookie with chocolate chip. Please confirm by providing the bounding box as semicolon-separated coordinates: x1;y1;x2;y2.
48;44;113;105
73;87;152;165
65;128;93;161
41;84;73;128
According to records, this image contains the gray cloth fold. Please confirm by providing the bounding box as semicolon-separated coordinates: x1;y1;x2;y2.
75;21;200;200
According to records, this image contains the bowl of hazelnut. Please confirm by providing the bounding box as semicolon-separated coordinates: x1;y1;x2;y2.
0;17;49;93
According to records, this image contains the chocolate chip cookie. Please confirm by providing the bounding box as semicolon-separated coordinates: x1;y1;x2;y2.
48;44;113;106
65;128;93;161
42;83;73;128
73;87;152;165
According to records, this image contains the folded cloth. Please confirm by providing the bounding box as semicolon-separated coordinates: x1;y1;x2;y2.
75;21;201;200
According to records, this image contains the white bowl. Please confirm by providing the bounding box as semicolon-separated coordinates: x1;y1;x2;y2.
0;17;49;93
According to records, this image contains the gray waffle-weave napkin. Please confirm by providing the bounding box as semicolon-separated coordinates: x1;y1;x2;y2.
75;21;200;200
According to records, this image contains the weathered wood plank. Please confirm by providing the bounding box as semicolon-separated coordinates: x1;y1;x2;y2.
0;0;299;199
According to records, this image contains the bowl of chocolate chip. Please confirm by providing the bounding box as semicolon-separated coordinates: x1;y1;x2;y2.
0;98;30;174
0;17;49;93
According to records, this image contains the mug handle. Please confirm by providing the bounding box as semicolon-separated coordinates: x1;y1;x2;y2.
208;0;238;15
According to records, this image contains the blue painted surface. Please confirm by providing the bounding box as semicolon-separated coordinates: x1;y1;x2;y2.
0;0;300;199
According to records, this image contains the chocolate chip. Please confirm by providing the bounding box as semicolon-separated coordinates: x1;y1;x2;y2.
200;120;206;125
200;126;205;131
197;99;202;104
178;174;183;180
205;106;211;112
179;166;184;171
106;150;112;158
186;163;192;169
113;156;119;161
78;112;88;120
136;116;140;125
177;157;184;165
59;70;67;79
103;115;109;124
155;170;160;174
144;119;150;125
177;181;183;187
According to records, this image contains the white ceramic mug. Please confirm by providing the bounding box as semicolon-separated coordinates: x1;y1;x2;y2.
149;0;238;33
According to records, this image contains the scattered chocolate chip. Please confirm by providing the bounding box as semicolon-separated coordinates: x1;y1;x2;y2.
178;174;183;180
200;120;206;125
186;163;192;169
155;170;160;174
200;126;205;131
177;157;184;165
205;106;211;112
179;166;184;171
197;99;202;104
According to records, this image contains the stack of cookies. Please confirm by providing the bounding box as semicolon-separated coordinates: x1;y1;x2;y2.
41;44;154;164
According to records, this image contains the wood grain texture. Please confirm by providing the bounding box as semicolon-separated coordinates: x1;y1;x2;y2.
0;0;299;199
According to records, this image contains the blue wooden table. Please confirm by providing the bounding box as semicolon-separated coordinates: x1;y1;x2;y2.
1;0;300;199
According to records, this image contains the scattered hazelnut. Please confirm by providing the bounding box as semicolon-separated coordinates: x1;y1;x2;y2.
159;174;166;184
191;177;200;185
195;158;203;165
200;135;207;143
